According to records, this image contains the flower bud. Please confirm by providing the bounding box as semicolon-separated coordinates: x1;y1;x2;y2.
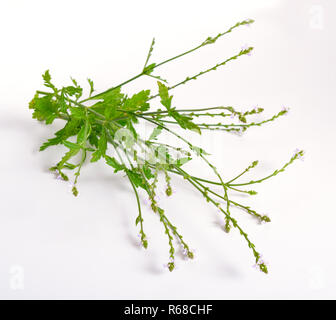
166;187;172;196
72;186;78;197
187;251;194;259
261;215;271;222
259;263;268;274
168;262;175;272
142;240;148;249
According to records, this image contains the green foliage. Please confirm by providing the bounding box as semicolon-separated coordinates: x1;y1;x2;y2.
42;70;56;92
148;126;162;141
29;19;303;275
29;94;58;124
143;63;156;75
176;157;191;167
91;130;107;162
91;88;125;120
105;155;124;172
87;78;95;97
157;82;201;134
123;90;151;112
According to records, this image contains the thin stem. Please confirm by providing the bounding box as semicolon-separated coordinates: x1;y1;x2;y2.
80;73;144;103
80;19;253;103
140;106;237;116
109;136;148;247
173;165;262;263
154;19;254;70
143;37;155;69
127;172;147;248
226;161;258;184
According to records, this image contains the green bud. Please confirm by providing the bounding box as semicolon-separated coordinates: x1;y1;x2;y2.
72;186;78;197
168;262;175;272
224;224;231;233
259;263;268;274
166;187;172;196
151;203;157;212
239;115;247;123
60;171;69;181
142;240;148;249
187;251;194;259
261;215;271;222
252;160;259;167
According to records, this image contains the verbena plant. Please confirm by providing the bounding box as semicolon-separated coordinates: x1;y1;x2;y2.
29;19;303;274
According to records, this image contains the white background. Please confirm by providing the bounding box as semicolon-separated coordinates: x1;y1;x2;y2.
0;0;335;299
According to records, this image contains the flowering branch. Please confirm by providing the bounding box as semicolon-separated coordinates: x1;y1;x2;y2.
28;19;303;274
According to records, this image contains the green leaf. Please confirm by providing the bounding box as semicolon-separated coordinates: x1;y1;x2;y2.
63;140;81;150
170;111;201;134
123;90;151;112
176;157;191;166
88;126;100;148
57;89;68;113
29;94;58;124
71;77;78;86
105;155;124;172
91;88;124;119
42;70;51;83
142;165;154;179
76;119;91;145
58;144;81;169
92;87;124;104
40;118;81;151
68;77;83;100
135;215;142;226
40;137;62;151
90;150;102;162
90;130;107;162
238;115;247;123
157;81;200;134
98;130;107;155
190;146;209;156
148;126;162;140
104;106;118;120
87;78;94;97
157;81;172;110
63;162;77;170
69;106;86;120
143;63;156;75
127;170;148;191
64;86;82;97
42;70;57;91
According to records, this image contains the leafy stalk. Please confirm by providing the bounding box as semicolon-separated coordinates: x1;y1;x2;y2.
28;19;303;274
